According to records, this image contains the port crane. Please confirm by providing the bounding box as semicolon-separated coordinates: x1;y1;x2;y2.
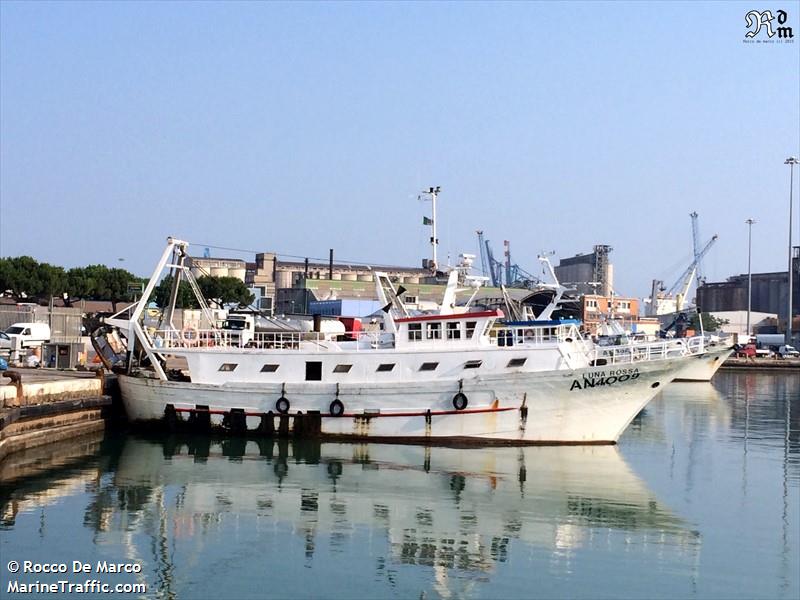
647;232;718;316
476;232;540;288
690;212;708;285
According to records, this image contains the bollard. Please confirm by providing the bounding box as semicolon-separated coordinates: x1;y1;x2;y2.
2;371;23;407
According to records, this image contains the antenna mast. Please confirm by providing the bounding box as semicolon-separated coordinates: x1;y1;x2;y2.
422;186;440;272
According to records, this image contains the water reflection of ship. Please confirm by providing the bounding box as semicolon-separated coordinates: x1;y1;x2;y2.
621;382;731;444
106;436;700;573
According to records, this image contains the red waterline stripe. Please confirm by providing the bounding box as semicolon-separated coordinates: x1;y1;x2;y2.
343;406;518;418
172;406;518;418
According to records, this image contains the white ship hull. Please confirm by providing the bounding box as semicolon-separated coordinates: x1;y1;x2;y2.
674;344;733;382
119;356;687;444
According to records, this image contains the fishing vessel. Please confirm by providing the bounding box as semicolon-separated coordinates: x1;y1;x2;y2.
99;237;711;445
593;319;733;383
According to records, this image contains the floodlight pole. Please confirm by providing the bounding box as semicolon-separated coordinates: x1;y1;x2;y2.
785;157;798;344
746;218;755;338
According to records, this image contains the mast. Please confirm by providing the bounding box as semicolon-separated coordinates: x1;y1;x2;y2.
422;186;440;272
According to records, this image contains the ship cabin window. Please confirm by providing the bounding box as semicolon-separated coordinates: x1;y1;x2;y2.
260;364;280;372
426;322;442;340
446;322;461;340
465;321;478;339
464;360;482;369
507;358;527;368
218;363;238;372
376;363;395;372
408;323;422;341
306;361;323;381
419;362;439;371
333;364;352;373
405;295;417;304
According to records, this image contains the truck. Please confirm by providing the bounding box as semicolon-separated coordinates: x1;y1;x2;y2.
220;313;348;346
755;334;788;348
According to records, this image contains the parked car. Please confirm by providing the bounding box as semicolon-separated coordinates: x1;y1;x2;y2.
0;331;11;356
778;345;799;358
4;322;51;349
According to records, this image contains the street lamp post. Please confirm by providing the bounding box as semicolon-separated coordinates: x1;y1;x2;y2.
785;157;798;345
746;218;755;338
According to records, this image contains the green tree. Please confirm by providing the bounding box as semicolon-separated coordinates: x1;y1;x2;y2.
199;276;254;308
0;257;143;304
689;312;729;332
153;276;197;308
66;264;144;304
0;256;66;300
153;275;253;309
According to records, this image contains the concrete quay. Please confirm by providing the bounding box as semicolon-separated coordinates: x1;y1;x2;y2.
0;368;112;464
720;357;800;371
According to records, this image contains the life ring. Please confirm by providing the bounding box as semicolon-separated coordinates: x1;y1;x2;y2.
181;324;200;347
329;399;345;417
452;392;468;411
276;397;290;414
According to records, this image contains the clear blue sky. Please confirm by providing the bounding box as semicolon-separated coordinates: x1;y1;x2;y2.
1;1;798;298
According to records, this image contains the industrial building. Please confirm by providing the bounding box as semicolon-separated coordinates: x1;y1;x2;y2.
241;252;450;315
554;245;613;297
189;245;634;330
187;257;248;281
696;248;799;336
579;294;657;336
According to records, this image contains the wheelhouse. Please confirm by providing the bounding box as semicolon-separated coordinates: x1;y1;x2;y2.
393;310;503;348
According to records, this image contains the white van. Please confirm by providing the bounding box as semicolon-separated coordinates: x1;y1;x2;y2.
778;345;799;358
4;322;51;348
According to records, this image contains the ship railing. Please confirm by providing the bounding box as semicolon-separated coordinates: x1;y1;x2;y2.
590;335;705;365
147;328;398;351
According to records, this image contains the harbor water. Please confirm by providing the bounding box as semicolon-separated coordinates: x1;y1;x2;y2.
1;371;798;599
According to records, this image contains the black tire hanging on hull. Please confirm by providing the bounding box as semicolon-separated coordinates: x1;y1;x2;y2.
452;392;468;411
329;399;345;417
276;397;290;414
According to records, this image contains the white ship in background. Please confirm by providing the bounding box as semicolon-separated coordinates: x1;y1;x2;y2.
96;232;715;445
